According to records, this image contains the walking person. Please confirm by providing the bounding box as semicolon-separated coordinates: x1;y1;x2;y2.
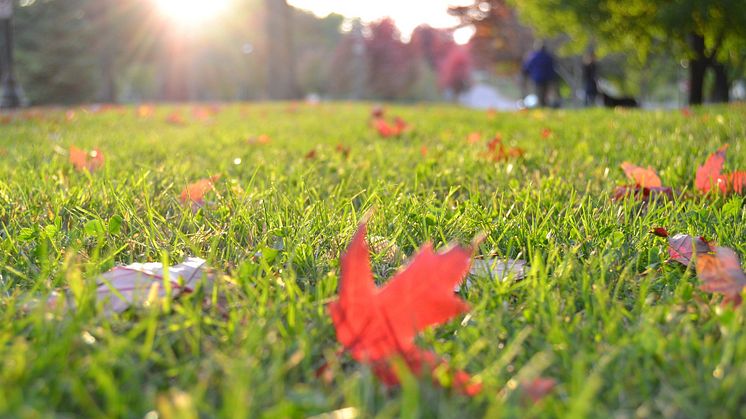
582;50;599;106
521;41;557;107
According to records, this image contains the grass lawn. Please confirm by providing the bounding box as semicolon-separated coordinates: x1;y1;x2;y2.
1;103;745;418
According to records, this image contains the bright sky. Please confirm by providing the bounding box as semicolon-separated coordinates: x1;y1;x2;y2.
287;0;475;43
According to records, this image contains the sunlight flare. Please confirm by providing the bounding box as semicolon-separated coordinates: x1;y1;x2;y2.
155;0;231;26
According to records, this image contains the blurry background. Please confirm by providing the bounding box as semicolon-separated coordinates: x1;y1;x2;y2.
4;0;746;107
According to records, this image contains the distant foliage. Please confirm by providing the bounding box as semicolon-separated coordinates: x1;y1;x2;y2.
363;19;418;100
438;46;473;97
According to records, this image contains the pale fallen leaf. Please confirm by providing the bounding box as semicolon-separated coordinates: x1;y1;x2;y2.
457;258;527;290
45;257;212;314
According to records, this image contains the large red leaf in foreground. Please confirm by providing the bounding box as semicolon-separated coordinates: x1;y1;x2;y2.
329;223;480;394
696;246;746;306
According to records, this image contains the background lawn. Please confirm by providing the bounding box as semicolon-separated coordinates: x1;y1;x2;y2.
1;103;745;418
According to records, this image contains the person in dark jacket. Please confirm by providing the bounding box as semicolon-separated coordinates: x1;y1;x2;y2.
522;42;557;107
582;50;599;106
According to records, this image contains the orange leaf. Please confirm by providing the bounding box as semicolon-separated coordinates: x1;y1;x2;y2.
69;146;105;172
620;162;662;188
335;144;351;158
695;145;728;194
373;116;408;138
166;111;186;126
696;246;746;306
467;132;481;144
136;104;154;118
180;175;219;206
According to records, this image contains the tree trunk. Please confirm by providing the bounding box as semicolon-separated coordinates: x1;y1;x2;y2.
265;0;298;100
710;61;729;103
688;33;707;106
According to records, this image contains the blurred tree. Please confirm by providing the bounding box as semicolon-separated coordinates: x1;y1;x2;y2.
438;46;473;98
364;18;417;100
292;10;343;95
448;0;533;74
410;25;455;70
14;0;98;104
328;20;366;99
265;0;298;99
512;0;746;104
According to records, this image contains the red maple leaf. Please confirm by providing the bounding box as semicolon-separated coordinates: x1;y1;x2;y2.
373;116;409;138
696;246;746;306
484;136;524;162
695;145;729;194
329;223;480;394
730;171;746;194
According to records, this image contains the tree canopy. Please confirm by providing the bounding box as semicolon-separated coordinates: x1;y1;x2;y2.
511;0;746;104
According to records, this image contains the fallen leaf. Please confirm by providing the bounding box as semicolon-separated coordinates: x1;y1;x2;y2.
728;171;746;194
484;136;524;162
69;146;105;172
335;144;351;158
611;185;674;202
46;257;212;314
651;227;669;238
370;349;483;396
612;162;674;202
180;175;220;206
136;104;155;118
373;116;408;138
620;162;662;188
329;222;480;394
667;234;713;266
467;132;481;144
695;145;728;194
247;134;271;145
166;111;186;126
696;246;746;306
458;258;527;290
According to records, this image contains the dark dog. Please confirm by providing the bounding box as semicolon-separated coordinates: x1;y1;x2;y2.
601;92;639;108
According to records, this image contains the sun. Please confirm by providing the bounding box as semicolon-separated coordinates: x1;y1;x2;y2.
155;0;231;26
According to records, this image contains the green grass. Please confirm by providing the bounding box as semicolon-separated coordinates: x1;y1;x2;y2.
0;103;745;418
